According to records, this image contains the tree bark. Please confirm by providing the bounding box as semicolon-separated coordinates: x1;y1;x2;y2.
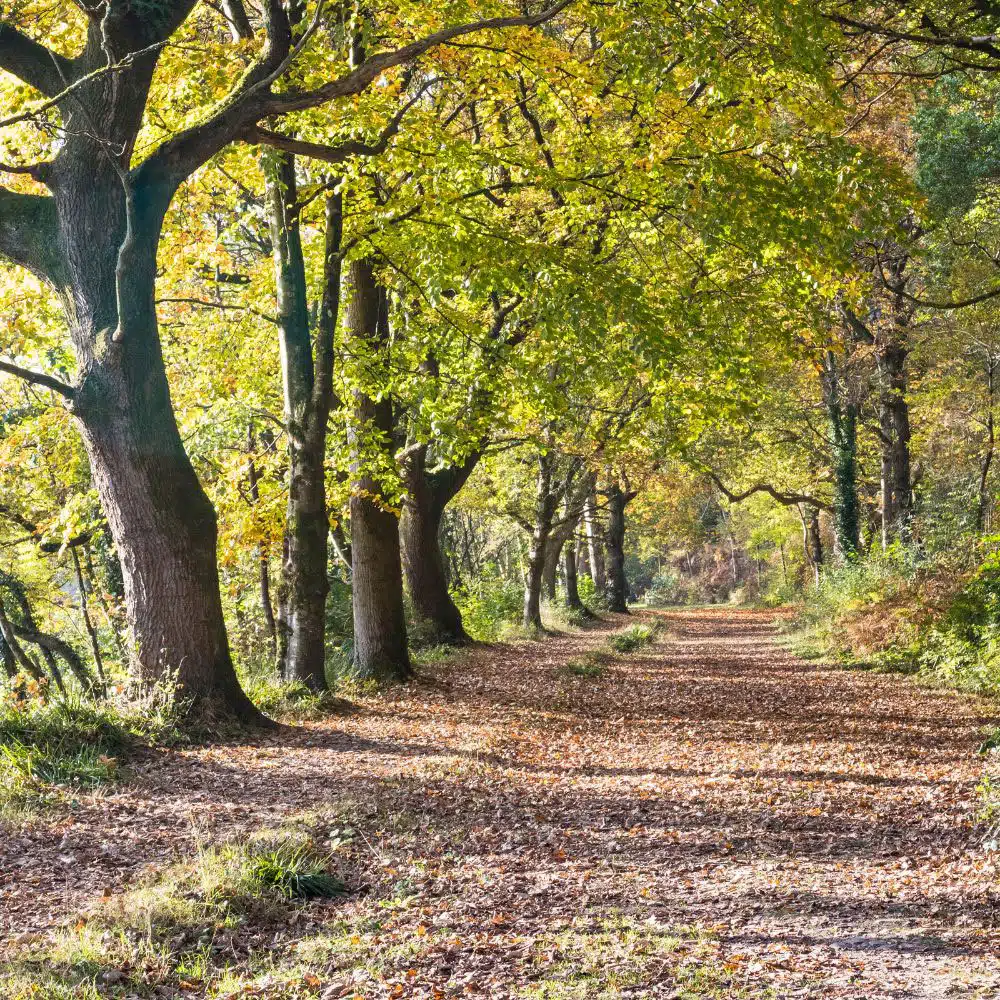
346;258;412;682
523;453;556;630
822;350;860;560
268;157;342;691
400;446;477;644
603;483;630;613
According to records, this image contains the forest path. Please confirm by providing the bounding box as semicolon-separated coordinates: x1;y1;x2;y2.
3;607;1000;998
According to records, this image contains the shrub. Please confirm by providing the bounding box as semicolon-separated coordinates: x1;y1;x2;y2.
453;576;523;641
643;572;684;607
794;541;1000;696
608;623;657;653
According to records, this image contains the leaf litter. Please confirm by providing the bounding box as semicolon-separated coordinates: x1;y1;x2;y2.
1;608;999;998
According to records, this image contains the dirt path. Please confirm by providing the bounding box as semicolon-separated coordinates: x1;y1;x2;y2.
3;607;1000;998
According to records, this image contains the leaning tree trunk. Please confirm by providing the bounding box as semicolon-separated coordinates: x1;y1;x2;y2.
346;258;412;683
603;484;630;613
400;446;477;644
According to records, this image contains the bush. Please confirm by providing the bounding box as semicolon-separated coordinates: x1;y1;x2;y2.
795;541;1000;695
643;572;685;606
453;576;523;641
608;623;658;653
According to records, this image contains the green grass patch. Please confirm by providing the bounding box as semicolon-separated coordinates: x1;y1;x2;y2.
561;652;609;679
0;685;182;819
0;823;351;999
607;623;658;654
516;917;767;999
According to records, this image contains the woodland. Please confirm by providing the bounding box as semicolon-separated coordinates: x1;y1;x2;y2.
3;1;1000;997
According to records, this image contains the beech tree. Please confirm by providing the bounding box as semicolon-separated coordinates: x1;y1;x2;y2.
0;0;566;717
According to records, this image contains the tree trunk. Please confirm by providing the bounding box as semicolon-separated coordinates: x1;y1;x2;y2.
71;547;107;691
542;535;563;602
876;263;914;548
44;149;262;719
268;157;342;691
799;505;823;586
603;483;631;613
400;446;476;644
977;354;997;533
346;257;411;682
523;454;556;630
246;431;278;661
583;490;606;589
564;538;586;611
823;350;860;561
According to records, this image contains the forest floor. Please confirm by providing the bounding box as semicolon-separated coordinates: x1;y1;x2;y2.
2;608;1000;999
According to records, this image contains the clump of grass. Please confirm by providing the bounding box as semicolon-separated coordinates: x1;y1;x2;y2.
233;835;348;901
0;739;117;788
608;622;658;654
561;651;609;679
241;673;353;721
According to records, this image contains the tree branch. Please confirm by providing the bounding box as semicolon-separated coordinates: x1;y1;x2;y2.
244;77;433;163
707;471;831;511
825;11;1000;60
0;187;66;284
133;1;572;198
0;21;73;96
0;359;75;399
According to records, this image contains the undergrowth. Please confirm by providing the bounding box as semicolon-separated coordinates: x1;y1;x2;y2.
0;678;182;819
791;541;1000;696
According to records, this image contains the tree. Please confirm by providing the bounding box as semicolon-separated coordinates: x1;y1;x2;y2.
0;0;566;717
345;255;411;683
266;154;341;690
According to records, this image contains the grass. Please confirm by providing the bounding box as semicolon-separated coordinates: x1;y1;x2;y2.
0;683;182;820
515;917;768;999
0;822;351;999
561;651;610;678
607;622;658;654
